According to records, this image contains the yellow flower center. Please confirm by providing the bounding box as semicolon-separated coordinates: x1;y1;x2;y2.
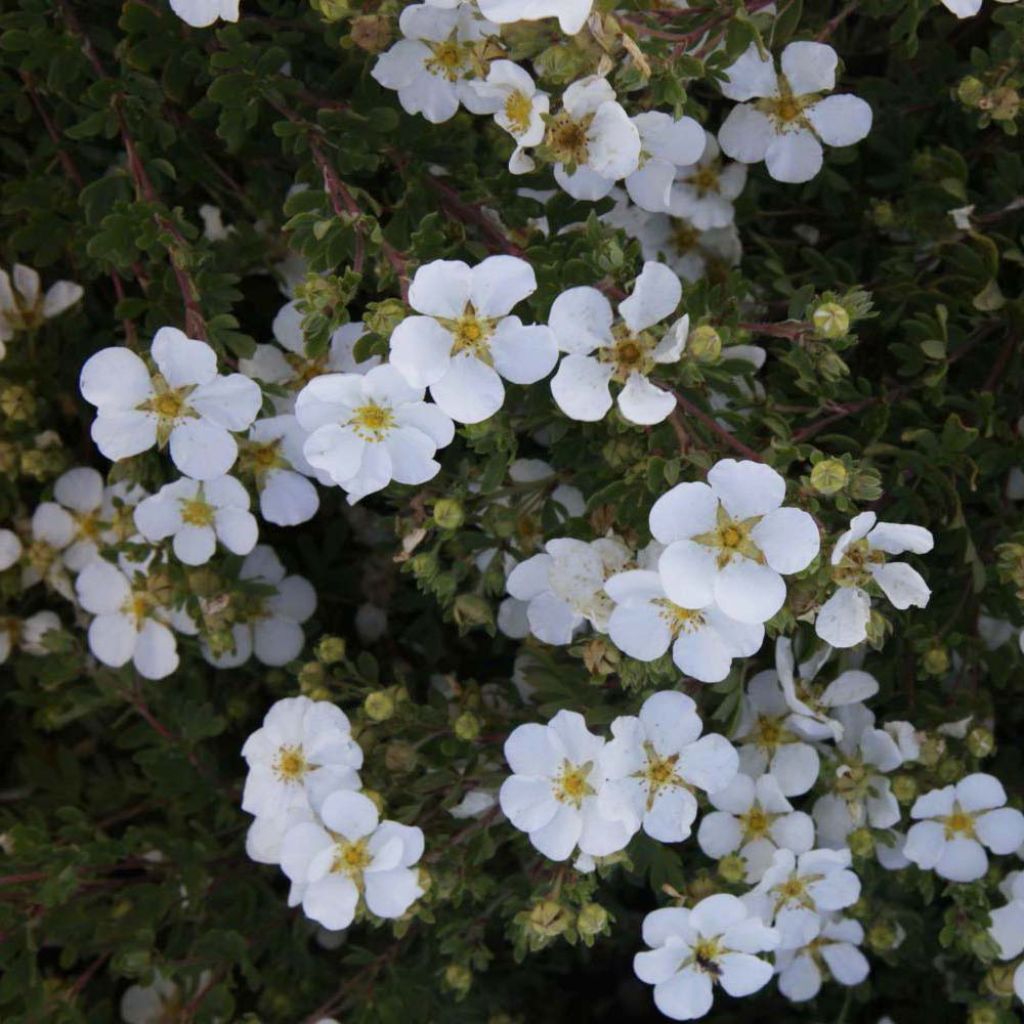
832;538;886;588
425;40;471;81
504;90;534;136
656;599;707;638
691;937;724;977
693;505;765;569
180;497;214;527
752;714;791;753
942;806;977;839
330;836;372;878
274;743;310;782
670;218;700;254
26;539;54;574
544;111;593;167
757;81;816;129
601;323;658;382
138;376;196;445
633;742;685;811
284;351;329;389
238;439;285;480
553;759;595;808
739;804;774;840
349;402;395;441
687;165;721;196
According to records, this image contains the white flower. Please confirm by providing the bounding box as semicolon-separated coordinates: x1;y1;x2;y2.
775;915;870;1002
50;467;112;573
203;545;317;668
770;637;879;741
697;771;814;882
633;894;779;1021
904;773;1024;882
0;528;21;571
120;970;212;1024
134;476;258;566
546;77;642;200
816;511;934;648
0;610;62;664
732;670;821;796
389;256;556;424
606;569;763;683
471;61;550;163
625;113;706;213
75;558;181;680
296;365;454;503
498;709;636;861
240;302;378;411
237;415;320;526
241;696;363;823
477;0;593;35
281;790;424;930
549;262;686;425
371;4;498;125
812;703;904;850
79;327;262;480
988;872;1024;1002
21;502;77;598
601;691;738;843
604;199;743;282
668;131;748;230
0;264;82;356
450;788;498;819
718;42;872;184
169;0;238;26
504;535;632;643
940;0;1018;18
745;848;861;949
653;459;820;624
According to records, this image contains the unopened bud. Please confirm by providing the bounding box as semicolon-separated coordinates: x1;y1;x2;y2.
937;756;964;783
922;646;949;676
848;827;875;858
1;385;35;421
957;76;985;107
891;774;917;804
454;711;481;741
453;593;493;629
687;325;722;363
968;1005;999;1024
577;902;609;938
316;635;347;664
867;921;899;952
810;458;848;495
349;14;391;51
433;498;465;531
718;854;746;884
812;302;850;339
298;661;325;690
385;740;417;773
364;690;395;722
967;727;995;759
443;963;472;995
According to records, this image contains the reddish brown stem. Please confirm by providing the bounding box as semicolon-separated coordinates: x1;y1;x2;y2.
670;390;764;462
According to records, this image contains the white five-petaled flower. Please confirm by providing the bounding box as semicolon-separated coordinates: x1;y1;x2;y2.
816;510;934;648
0;528;21;572
988;871;1024;1003
732;670;821;796
744;847;861;949
904;773;1024;882
471;61;550;171
718;42;873;184
625;113;706;213
47;467;113;573
477;0;593;35
503;535;632;644
79;327;262;481
652;459;820;624
633;894;779;1021
605;569;764;684
812;703;904;851
601;690;738;843
168;0;239;27
499;709;636;862
134;475;258;566
389;256;557;424
371;4;498;125
202;545;317;668
296;365;454;503
75;558;181;680
241;696;363;862
545;77;642;201
236;415;320;526
281;790;425;931
240;301;378;412
697;771;815;883
668;131;748;230
774;914;870;1002
0;610;61;664
0;264;82;359
549;262;686;425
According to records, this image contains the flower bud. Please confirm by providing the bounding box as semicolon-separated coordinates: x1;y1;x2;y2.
957;76;986;107
454;711;481;741
810;458;848;495
848;827;875;858
812;302;850;339
384;740;418;773
686;872;717;903
968;1005;999;1024
1;385;35;421
867;921;899;952
364;298;407;337
714;854;744;884
983;963;1018;998
453;594;493;629
687;325;722;363
298;661;325;690
526;900;571;939
937;756;964;783
433;498;465;531
577;902;609;939
349;14;391;52
443;963;472;996
364;690;395;722
891;774;917;804
967;727;995;759
921;646;949;676
316;635;347;664
917;735;946;767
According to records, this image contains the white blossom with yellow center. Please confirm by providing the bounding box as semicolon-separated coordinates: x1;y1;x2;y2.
499;709;637;862
718;41;873;184
775;915;870;1002
0;263;82;357
238;415;320;527
652;458;820;625
281;791;424;931
389;255;557;424
602;690;738;843
668;130;749;230
469;61;550;174
296;364;454;504
905;773;1024;882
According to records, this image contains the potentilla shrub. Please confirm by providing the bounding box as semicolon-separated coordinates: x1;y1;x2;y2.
1;0;1023;1021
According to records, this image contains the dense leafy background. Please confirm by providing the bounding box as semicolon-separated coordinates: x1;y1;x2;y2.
1;0;1023;1020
